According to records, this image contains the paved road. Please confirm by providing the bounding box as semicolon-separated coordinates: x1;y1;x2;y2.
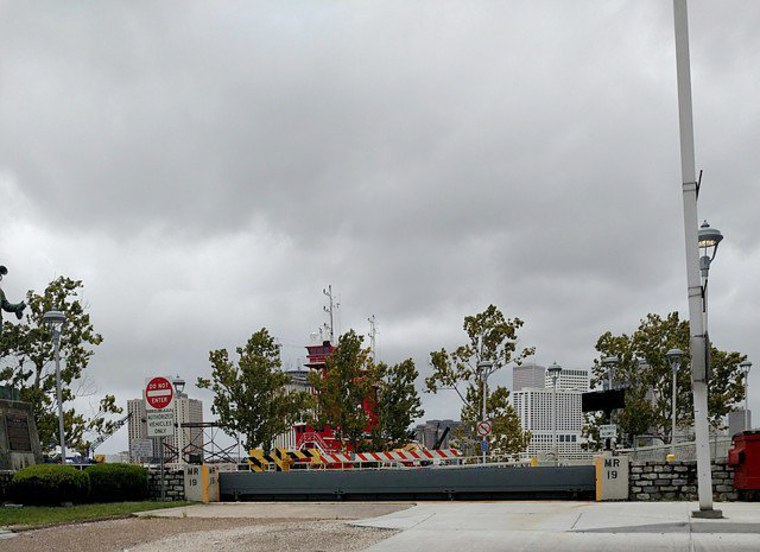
352;501;760;551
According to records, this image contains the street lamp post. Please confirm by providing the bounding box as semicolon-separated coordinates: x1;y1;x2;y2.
601;356;619;450
477;360;494;463
667;348;683;457
673;0;723;518
698;221;723;379
43;310;67;463
547;362;562;464
740;360;752;431
172;375;186;463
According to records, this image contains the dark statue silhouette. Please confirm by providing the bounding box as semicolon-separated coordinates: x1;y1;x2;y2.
0;265;26;325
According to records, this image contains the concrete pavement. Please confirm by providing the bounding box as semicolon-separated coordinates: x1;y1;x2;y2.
137;501;412;520
352;501;760;551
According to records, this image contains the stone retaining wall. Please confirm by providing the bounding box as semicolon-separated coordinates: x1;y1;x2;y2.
147;468;185;501
629;460;736;502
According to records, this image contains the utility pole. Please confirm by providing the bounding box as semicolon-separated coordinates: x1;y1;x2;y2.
368;314;377;362
323;285;339;344
673;0;720;518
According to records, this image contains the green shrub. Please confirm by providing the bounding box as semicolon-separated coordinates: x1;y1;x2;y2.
10;464;90;505
86;463;148;502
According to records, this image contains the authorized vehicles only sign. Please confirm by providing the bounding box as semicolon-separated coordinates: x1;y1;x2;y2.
145;376;175;438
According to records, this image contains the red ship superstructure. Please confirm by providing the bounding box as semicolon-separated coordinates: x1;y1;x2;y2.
293;338;343;453
293;286;378;453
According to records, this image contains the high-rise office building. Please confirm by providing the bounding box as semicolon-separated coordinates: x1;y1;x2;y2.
127;398;160;460
545;368;589;392
513;364;546;391
171;393;204;463
513;388;584;456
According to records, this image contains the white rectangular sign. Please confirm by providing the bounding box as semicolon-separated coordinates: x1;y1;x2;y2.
147;409;175;437
599;424;617;439
130;438;153;458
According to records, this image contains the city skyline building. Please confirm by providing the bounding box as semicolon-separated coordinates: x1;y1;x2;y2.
513;387;584;456
127;398;160;460
513;363;546;391
545;368;589;392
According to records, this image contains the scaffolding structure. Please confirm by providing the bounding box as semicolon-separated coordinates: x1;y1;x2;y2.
161;421;240;464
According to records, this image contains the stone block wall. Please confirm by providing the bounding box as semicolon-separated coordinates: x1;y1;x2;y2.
147;468;185;501
629;460;736;502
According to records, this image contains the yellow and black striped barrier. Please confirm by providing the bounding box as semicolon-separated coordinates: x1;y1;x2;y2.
247;448;324;471
286;449;322;465
247;449;269;472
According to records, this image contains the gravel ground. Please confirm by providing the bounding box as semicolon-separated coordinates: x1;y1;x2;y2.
0;517;398;552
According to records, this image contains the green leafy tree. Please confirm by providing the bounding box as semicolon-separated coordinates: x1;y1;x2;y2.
426;305;533;456
197;328;308;454
586;312;747;448
371;358;424;450
0;277;118;455
456;385;530;458
308;330;379;452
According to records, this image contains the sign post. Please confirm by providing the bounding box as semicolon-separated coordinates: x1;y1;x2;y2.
476;420;493;437
145;376;175;501
477;420;492;463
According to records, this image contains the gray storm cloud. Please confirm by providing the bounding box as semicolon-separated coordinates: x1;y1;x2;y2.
1;0;759;453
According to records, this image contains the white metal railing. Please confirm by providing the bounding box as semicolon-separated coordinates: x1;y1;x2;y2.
233;451;598;472
618;437;731;462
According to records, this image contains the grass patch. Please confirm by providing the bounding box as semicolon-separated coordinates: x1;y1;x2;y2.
0;501;192;529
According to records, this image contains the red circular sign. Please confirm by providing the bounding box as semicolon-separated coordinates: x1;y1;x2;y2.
145;376;174;409
477;420;492;437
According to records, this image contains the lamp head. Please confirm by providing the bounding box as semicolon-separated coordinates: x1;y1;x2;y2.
698;220;723;263
547;362;562;376
666;348;683;371
42;310;66;329
602;355;619;367
739;360;752;375
172;374;186;395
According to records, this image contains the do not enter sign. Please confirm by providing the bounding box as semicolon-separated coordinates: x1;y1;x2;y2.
145;376;175;438
476;420;492;437
145;376;174;410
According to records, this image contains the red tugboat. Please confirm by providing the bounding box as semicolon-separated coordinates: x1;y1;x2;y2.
293;337;379;454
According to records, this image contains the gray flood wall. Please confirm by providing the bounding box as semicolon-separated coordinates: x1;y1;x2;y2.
220;465;595;501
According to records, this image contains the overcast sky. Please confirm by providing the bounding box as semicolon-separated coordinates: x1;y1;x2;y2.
1;1;759;454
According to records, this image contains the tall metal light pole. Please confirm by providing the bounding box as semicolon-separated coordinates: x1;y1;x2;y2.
478;359;494;463
667;348;683;457
672;0;722;518
740;360;752;431
43;310;67;463
547;362;562;464
601;356;619;450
